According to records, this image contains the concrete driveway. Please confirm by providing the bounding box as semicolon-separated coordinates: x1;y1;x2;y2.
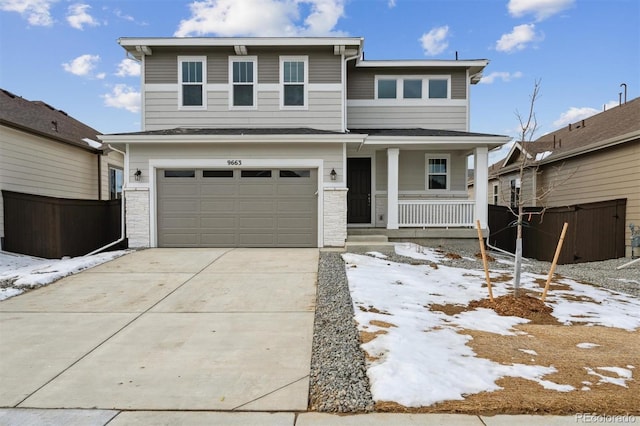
0;248;318;411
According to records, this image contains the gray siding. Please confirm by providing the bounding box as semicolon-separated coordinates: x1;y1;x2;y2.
145;90;343;131
128;143;343;185
143;46;343;131
375;149;469;192
144;47;340;85
347;67;467;100
347;104;467;130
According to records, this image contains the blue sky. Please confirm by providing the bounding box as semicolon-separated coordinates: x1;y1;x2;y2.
1;0;638;162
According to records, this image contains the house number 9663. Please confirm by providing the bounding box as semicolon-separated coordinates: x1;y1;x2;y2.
227;160;242;165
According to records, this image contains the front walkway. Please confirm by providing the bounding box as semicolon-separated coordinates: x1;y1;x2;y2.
0;248;318;411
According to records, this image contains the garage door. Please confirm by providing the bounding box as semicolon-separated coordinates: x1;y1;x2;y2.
156;168;318;247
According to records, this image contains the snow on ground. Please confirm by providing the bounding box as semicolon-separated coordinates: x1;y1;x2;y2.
0;250;129;301
343;244;640;407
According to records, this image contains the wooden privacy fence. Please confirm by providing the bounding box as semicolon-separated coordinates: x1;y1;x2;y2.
487;199;626;264
2;190;125;259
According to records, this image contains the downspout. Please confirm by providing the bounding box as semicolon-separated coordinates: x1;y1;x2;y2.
342;50;361;132
97;152;102;200
85;144;127;256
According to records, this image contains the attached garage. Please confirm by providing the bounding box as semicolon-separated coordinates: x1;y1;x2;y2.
156;168;318;247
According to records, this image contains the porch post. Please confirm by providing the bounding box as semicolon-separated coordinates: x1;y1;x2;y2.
474;146;489;229
387;148;399;229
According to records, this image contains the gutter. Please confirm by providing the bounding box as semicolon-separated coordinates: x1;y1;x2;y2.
85;144;127;256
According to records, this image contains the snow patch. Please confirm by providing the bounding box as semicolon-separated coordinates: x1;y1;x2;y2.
576;342;600;349
585;367;634;388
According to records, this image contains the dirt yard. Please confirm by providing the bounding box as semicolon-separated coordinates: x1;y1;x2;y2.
374;296;640;415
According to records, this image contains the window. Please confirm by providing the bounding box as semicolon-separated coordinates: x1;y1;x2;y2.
230;57;256;107
510;179;521;208
164;170;195;178
429;79;448;99
377;79;397;99
281;56;307;107
241;170;272;178
109;167;123;200
493;184;499;205
203;170;234;178
375;76;450;100
279;169;310;178
179;56;206;108
403;79;422;99
426;155;450;190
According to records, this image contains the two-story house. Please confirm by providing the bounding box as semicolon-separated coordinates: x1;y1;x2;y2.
99;37;510;248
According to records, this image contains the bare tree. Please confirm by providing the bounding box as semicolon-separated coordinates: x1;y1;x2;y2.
505;80;577;296
509;80;542;296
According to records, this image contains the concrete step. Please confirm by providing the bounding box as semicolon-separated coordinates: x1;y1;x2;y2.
346;234;389;243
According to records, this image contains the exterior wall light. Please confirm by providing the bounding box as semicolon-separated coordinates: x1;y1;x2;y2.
330;168;337;181
134;169;142;182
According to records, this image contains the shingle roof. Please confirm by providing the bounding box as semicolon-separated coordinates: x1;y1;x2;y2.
491;96;640;175
0;89;103;152
531;96;640;156
349;128;507;138
108;127;346;136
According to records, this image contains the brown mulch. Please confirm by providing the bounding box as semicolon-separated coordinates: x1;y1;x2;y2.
469;294;560;325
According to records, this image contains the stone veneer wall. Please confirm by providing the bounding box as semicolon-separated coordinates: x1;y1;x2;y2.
323;188;348;247
125;188;150;248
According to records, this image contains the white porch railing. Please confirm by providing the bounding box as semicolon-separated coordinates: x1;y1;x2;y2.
398;200;475;228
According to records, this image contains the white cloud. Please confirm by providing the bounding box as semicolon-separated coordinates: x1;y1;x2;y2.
66;3;98;29
508;0;575;21
114;8;134;22
419;25;449;56
102;84;140;113
388;0;396;7
174;0;346;37
0;0;58;26
115;58;141;77
552;101;616;128
62;54;100;77
495;24;541;53
480;71;523;84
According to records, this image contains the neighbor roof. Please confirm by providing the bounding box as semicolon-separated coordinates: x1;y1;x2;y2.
0;89;103;152
491;96;640;176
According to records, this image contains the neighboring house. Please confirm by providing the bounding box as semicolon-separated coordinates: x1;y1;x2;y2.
0;89;125;250
486;96;640;256
99;37;510;248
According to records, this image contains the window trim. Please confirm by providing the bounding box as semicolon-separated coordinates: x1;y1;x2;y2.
493;183;499;205
229;56;257;110
178;56;207;110
280;55;309;110
425;154;451;192
375;75;452;101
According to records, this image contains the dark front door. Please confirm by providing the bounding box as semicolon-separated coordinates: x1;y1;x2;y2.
347;158;371;223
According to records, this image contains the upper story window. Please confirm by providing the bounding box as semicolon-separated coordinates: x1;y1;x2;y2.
376;76;450;100
281;56;308;108
377;79;397;99
230;57;256;108
425;154;450;191
179;56;206;108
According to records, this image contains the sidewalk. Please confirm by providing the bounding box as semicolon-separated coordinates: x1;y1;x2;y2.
0;409;600;425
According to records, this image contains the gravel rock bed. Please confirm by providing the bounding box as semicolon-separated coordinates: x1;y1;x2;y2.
309;252;374;412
